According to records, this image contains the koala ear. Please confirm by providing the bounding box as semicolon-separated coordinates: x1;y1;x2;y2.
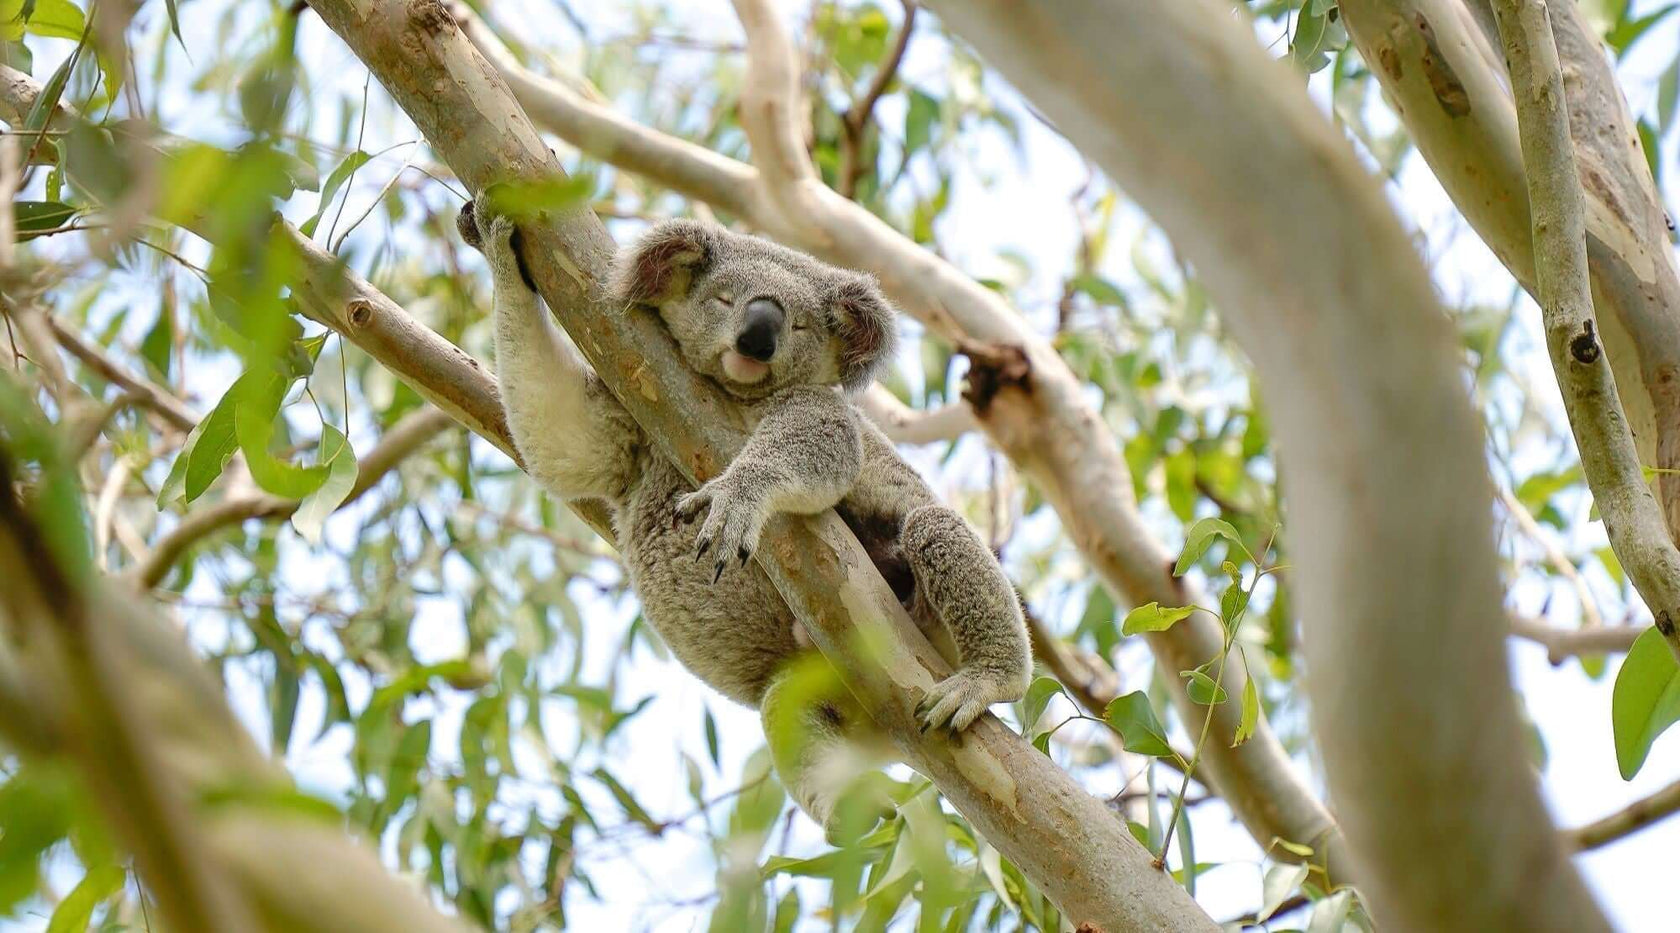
828;274;898;393
610;219;716;306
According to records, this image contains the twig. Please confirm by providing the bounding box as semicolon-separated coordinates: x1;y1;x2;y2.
1509;615;1641;664
1492;0;1680;663
837;0;916;198
46;316;197;432
1563;777;1680;851
1498;486;1604;630
129;407;455;588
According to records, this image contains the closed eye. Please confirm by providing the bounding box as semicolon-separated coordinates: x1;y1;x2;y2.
713;292;735;306
791;323;810;332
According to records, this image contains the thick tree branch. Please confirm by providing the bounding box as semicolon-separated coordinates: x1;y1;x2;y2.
1339;0;1680;539
1564;777;1680;851
301;2;1214;927
1492;0;1680;663
460;3;1346;881
130;407;455;589
924;0;1606;928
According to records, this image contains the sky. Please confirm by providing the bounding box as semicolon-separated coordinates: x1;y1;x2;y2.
12;0;1680;930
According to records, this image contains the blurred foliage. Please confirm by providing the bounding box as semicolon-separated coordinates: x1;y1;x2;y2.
0;0;1675;929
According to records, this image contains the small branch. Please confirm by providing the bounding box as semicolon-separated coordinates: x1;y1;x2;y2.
1564;777;1680;851
1498;486;1604;630
1509;615;1641;665
837;0;916;199
130;407;455;588
1493;0;1680;664
857;385;976;445
46;316;197;432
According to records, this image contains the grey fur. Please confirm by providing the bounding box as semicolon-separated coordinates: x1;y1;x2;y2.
477;204;1030;837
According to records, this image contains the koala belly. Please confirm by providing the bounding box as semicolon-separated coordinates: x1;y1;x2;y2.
617;458;804;707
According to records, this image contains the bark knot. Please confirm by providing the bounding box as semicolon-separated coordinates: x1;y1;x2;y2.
347;298;375;327
409;0;455;34
1569;320;1601;365
1413;13;1470;117
1657;611;1676;638
957;340;1031;416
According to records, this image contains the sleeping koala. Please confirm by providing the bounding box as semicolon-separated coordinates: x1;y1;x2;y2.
464;200;1030;836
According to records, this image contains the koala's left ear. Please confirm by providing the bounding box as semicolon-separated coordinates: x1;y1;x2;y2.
828;274;898;393
609;219;717;306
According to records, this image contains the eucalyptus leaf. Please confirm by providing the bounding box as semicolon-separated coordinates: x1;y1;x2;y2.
1611;626;1680;779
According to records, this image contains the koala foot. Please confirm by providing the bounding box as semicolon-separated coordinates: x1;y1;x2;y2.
676;476;769;583
915;667;1022;735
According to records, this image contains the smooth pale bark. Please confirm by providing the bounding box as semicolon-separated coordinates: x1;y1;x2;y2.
1340;0;1680;537
301;1;1215;927
463;7;1348;881
924;0;1608;929
1490;0;1680;661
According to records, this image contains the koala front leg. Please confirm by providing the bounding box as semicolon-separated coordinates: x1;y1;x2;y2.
477;203;638;503
677;385;862;582
903;505;1032;734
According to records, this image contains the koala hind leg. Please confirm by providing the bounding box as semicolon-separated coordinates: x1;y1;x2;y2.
902;505;1032;734
760;664;895;844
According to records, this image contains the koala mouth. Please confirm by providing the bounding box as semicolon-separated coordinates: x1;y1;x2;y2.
721;350;771;384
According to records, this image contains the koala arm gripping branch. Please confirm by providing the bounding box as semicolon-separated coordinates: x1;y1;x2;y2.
677;385;863;581
481;210;641;504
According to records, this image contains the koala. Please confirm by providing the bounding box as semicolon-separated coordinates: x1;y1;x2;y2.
463;200;1030;838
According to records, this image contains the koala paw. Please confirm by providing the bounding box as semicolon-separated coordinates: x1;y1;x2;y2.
914;668;1023;735
473;201;536;293
676;477;769;584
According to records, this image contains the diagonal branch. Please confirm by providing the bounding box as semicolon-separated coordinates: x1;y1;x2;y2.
1491;0;1680;663
460;2;1347;881
300;2;1215;927
855;389;975;445
1564;776;1680;851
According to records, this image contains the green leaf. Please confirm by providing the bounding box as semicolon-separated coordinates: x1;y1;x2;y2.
1122;601;1195;636
24;0;83;40
1103;691;1174;758
1611;626;1680;779
12;199;76;238
1174;517;1244;575
1075;585;1118;657
1234;670;1259;746
703;705;720;768
1258;863;1309;922
45;864;122;933
481;176;595;222
21;43;73;133
235;383;328;499
1183;668;1229;705
291;424;357;544
140;301;174;381
1659;58;1679;134
904;88;939;156
593;767;660;832
1164;446;1196;522
299;148;371;237
1606;2;1677;52
1019;675;1062;736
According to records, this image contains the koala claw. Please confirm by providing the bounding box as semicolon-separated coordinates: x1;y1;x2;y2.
679;478;767;583
916;669;1019;735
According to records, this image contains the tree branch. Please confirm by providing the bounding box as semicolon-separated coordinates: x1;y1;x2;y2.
1509;614;1641;664
923;0;1606;927
1340;0;1680;539
45;315;197;432
1499;486;1604;631
856;387;975;444
1564;777;1680;851
1492;0;1680;664
300;2;1215;927
459;2;1347;881
838;0;916;199
130;407;455;589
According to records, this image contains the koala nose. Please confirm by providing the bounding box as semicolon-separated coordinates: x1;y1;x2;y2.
735;297;784;362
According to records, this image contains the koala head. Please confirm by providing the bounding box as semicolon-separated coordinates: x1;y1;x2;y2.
609;220;897;399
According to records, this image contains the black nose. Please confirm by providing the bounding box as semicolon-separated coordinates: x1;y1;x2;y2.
735;297;784;362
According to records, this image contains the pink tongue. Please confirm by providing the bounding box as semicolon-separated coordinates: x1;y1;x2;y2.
723;351;770;383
